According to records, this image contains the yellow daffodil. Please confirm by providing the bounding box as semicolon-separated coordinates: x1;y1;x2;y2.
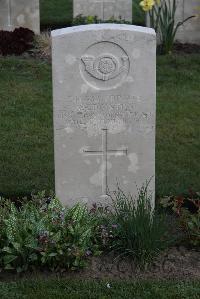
140;0;155;12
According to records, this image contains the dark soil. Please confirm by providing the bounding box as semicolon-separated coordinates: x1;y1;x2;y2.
0;247;199;282
72;247;200;280
173;43;200;54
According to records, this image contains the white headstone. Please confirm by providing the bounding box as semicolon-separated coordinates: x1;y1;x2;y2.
174;0;200;44
52;24;156;207
0;0;40;34
73;0;132;22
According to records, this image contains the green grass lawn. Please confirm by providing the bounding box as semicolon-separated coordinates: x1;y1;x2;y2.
0;58;54;197
0;279;200;299
40;0;145;28
0;54;199;198
156;54;200;195
40;0;73;28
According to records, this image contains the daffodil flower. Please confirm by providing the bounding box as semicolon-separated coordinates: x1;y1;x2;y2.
140;0;155;12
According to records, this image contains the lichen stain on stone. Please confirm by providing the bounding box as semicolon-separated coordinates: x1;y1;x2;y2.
17;14;25;25
128;153;139;173
96;158;101;164
126;76;134;83
61;180;67;185
65;54;76;65
79;146;88;154
25;7;31;14
64;127;74;134
138;123;153;134
132;48;141;59
81;84;89;94
90;161;112;186
84;159;91;165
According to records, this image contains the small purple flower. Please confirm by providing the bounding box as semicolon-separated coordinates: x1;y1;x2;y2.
111;224;118;229
40;230;49;237
46;197;52;205
60;211;65;221
100;225;106;229
85;250;92;257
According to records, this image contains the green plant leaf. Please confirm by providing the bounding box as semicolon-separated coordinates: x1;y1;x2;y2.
4;264;14;270
48;253;57;257
3;254;18;264
2;247;12;253
12;242;21;251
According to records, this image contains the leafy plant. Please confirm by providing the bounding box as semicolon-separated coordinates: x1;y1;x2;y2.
140;0;195;54
0;186;172;273
157;0;195;54
186;212;200;247
33;31;51;60
72;15;99;26
108;184;170;267
0;196;100;273
0;27;34;56
90;203;119;251
72;14;131;26
160;191;200;247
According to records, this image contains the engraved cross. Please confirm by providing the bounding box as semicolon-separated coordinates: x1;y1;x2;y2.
83;129;127;195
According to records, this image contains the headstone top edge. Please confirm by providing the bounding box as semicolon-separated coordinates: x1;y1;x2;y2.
51;24;155;38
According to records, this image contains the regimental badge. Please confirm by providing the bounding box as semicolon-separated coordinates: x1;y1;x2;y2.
81;54;129;81
80;41;130;90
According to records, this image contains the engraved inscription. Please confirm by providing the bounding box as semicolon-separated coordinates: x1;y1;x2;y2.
80;42;130;90
55;94;154;135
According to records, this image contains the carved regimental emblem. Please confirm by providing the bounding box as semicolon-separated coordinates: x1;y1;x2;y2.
82;54;128;81
80;41;130;90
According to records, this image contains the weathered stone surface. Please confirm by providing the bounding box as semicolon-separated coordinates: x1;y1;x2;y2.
0;0;40;34
174;0;200;44
52;24;156;207
73;0;132;22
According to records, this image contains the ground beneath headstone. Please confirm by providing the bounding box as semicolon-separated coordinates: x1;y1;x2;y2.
173;43;200;54
72;247;200;280
0;247;199;282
